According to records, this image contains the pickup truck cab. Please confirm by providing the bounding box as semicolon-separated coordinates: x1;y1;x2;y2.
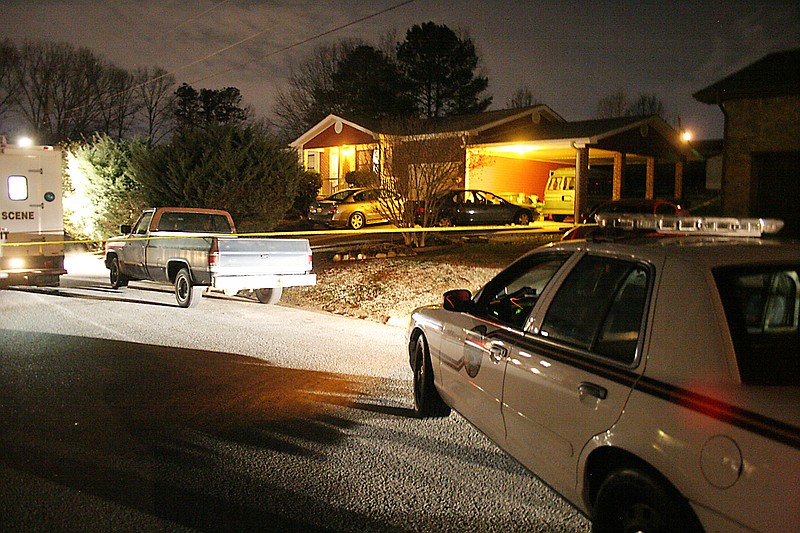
105;207;316;308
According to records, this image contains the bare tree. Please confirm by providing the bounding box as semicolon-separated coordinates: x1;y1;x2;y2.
595;90;669;120
508;86;540;109
0;39;20;123
627;93;666;117
98;65;142;141
376;117;489;247
594;90;630;119
11;41;107;143
272;39;362;141
133;67;176;146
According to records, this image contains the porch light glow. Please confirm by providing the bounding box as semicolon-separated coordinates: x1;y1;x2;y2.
682;131;692;142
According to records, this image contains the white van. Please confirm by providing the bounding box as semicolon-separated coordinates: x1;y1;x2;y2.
0;143;66;287
542;167;611;221
542;168;576;221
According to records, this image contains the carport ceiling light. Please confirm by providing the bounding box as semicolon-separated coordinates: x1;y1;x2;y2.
491;144;541;154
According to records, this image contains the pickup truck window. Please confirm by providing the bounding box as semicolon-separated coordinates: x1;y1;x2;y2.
133;212;154;235
157;212;233;233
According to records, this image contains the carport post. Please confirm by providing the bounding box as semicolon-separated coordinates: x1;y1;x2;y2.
573;145;590;221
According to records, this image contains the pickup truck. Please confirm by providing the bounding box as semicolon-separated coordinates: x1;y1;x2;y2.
104;207;316;308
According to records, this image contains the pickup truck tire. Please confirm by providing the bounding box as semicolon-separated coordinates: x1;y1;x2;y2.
109;257;129;289
175;268;203;308
255;287;282;305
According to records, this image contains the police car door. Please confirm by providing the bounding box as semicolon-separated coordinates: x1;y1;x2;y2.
502;253;651;496
438;252;571;444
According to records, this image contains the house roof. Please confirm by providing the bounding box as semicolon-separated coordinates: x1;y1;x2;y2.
290;105;565;147
475;115;675;145
693;48;800;104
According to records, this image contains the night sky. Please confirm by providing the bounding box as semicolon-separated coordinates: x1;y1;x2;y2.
4;0;800;139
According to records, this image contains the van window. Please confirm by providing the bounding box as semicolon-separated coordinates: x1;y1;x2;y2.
8;175;28;201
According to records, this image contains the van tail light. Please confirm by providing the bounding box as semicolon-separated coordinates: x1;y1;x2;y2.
209;238;220;268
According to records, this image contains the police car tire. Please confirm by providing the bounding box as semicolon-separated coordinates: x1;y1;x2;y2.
592;467;702;533
109;257;129;289
413;334;451;418
175;268;202;308
255;287;282;305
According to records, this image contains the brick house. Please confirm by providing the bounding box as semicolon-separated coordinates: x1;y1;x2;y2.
694;48;800;236
291;105;691;219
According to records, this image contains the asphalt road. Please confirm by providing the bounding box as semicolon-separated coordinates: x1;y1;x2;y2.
0;255;590;532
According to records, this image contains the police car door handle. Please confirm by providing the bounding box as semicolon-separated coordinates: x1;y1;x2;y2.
489;345;507;363
579;382;607;400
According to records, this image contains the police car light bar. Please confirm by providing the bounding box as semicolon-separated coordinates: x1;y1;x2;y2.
595;214;784;237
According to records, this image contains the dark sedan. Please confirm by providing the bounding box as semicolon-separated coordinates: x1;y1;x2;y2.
418;189;536;227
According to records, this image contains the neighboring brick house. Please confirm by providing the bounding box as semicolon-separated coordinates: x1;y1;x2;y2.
694;48;800;236
291;105;691;219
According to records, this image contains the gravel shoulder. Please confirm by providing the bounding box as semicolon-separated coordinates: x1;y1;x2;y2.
281;233;561;324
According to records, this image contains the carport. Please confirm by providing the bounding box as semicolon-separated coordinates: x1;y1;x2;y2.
465;115;692;219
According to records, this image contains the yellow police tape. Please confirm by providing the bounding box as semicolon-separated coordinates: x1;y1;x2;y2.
0;223;571;248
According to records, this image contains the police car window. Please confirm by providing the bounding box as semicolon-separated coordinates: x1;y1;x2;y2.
540;256;650;365
714;266;799;386
477;255;569;329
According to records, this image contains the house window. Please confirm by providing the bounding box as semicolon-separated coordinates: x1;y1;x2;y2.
306;152;318;172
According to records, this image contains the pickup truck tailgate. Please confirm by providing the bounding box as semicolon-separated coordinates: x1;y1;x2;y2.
214;238;312;275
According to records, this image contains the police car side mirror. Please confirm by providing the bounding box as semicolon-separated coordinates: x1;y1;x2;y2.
120;224;132;234
443;289;473;312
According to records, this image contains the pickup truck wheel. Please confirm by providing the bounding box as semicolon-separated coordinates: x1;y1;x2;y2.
109;257;129;289
592;468;702;533
348;212;365;230
412;334;451;418
175;268;203;308
255;287;282;305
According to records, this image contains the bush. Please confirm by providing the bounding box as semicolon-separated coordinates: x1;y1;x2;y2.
131;123;306;231
288;170;323;219
64;135;146;246
345;168;379;188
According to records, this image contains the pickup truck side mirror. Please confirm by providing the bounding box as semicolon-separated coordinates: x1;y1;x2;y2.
120;224;132;234
443;289;473;312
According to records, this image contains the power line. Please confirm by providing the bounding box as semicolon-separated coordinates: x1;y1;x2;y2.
64;0;419;120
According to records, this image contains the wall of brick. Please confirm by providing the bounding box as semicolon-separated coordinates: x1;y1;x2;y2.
723;94;800;216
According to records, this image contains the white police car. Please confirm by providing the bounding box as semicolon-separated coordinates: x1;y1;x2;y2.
408;215;799;532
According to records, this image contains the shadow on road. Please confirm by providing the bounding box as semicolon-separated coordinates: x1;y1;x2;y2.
0;330;405;531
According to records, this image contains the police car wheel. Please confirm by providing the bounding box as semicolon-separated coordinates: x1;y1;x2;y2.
412;334;451;418
109;257;128;289
592;468;701;533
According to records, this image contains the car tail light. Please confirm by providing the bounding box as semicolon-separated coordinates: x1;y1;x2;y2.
209;238;220;268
